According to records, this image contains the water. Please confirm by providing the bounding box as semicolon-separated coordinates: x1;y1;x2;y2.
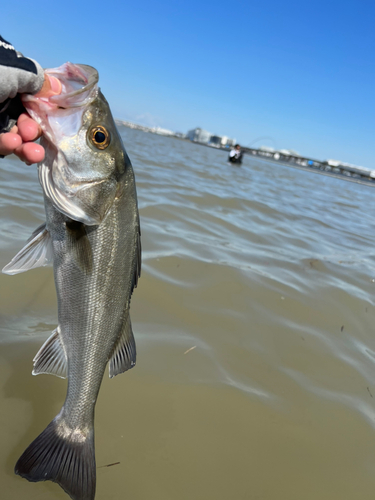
1;126;375;499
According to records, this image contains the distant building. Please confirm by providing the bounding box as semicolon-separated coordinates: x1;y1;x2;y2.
153;126;174;136
209;135;236;148
209;135;221;146
222;136;237;147
325;159;375;178
326;159;341;167
187;127;212;143
278;149;300;156
187;128;236;147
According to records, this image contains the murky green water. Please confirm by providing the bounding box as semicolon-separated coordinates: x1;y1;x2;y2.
2;127;375;499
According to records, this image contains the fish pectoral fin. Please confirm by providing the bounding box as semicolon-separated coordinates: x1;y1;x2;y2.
2;223;53;275
66;220;93;275
131;224;141;294
33;326;68;379
109;314;136;378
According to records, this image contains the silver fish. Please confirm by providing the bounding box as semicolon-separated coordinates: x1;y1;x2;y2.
3;63;141;500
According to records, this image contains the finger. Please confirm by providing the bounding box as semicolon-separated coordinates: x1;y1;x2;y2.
0;132;22;156
35;75;62;97
14;142;45;165
17;113;29;124
17;114;42;142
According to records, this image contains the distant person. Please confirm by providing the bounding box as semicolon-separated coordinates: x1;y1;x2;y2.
228;144;243;165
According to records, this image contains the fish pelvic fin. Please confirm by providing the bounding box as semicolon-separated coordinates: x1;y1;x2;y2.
15;415;96;500
109;314;136;378
2;223;53;275
33;327;67;379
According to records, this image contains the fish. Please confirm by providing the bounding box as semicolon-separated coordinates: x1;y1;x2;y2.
2;63;141;500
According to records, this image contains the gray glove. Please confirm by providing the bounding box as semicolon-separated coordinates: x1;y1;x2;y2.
0;35;44;137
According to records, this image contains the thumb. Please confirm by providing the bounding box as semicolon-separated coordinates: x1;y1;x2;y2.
35;75;62;97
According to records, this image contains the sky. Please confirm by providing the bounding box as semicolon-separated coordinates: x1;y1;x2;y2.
2;0;374;167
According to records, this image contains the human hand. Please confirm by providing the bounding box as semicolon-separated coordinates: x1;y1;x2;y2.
0;114;44;164
0;75;61;164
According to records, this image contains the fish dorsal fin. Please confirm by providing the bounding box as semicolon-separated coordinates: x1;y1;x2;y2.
33;327;67;379
2;223;53;275
109;314;136;378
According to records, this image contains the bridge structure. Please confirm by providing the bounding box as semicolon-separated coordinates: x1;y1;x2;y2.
240;146;375;186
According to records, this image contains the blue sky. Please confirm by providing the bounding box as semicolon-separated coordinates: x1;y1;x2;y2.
3;0;374;167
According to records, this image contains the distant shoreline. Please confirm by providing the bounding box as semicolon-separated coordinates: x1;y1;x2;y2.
116;119;375;187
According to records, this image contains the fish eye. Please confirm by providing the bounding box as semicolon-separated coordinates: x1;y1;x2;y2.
89;125;110;150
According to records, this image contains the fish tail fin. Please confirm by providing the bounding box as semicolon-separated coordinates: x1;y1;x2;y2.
15;415;96;500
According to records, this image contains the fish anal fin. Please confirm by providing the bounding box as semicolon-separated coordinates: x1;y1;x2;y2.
33;327;67;379
109;314;136;378
2;223;53;275
15;415;96;500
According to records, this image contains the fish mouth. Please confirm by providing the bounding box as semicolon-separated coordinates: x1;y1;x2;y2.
23;63;99;110
22;63;99;143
